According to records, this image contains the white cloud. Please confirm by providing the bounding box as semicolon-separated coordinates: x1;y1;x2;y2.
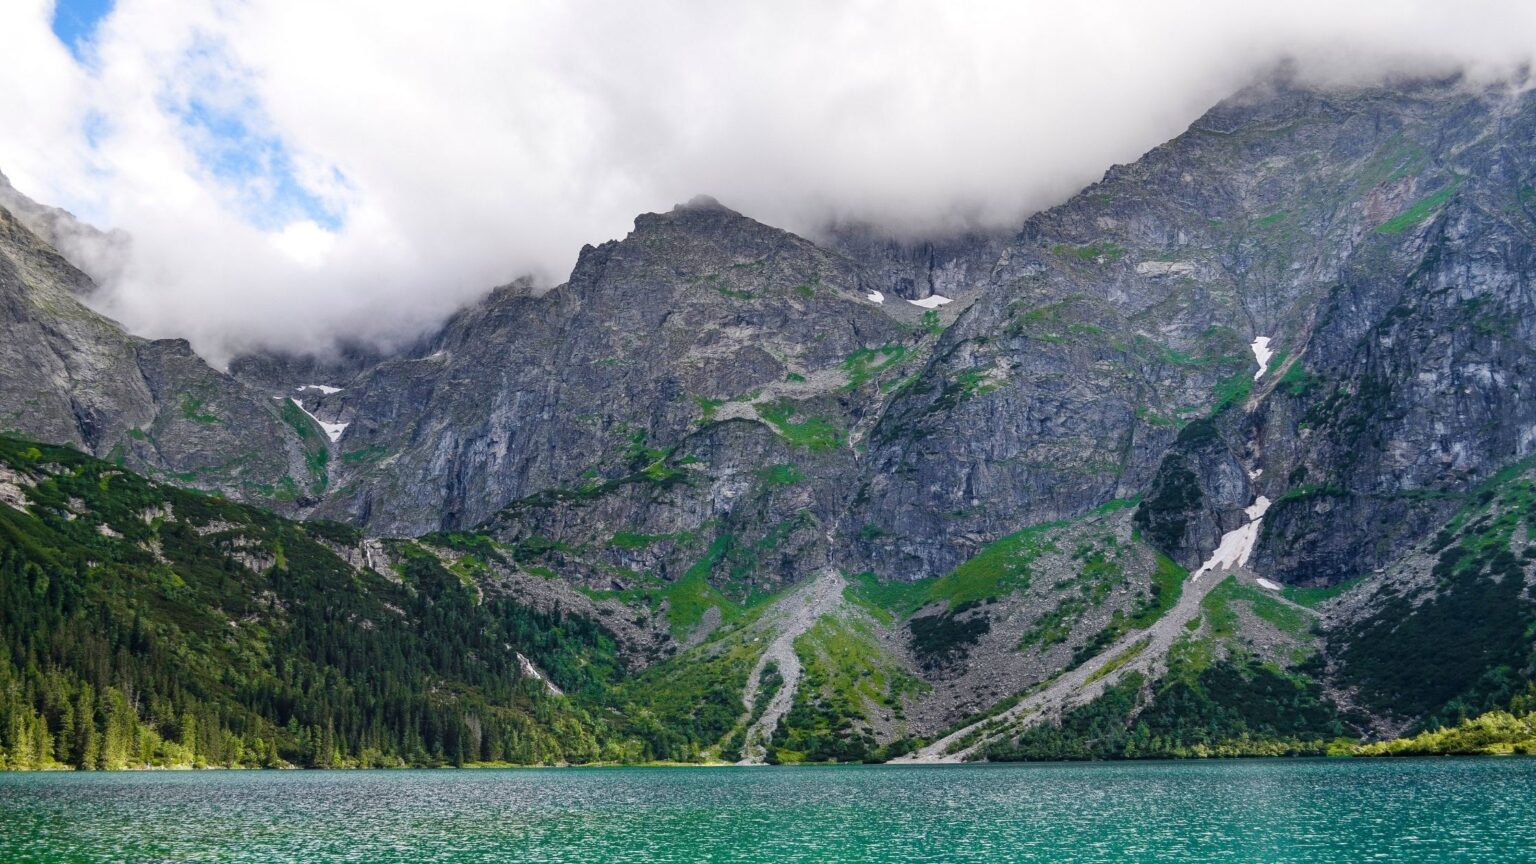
269;219;336;268
3;0;1536;362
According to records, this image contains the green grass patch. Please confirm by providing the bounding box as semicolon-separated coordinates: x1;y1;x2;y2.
608;531;671;549
758;400;843;451
1051;240;1126;262
659;535;738;639
1282;576;1362;608
1211;370;1254;414
694;396;725;423
1376;177;1463;234
1086;638;1150;685
844;572;931;625
179;395;220;424
756;463;805;488
340;445;388;465
843;345;909;389
1202;576;1312;639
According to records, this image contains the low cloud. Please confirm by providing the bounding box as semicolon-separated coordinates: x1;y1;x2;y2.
3;0;1535;361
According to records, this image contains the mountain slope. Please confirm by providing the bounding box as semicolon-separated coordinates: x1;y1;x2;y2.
0;200;324;511
6;74;1536;761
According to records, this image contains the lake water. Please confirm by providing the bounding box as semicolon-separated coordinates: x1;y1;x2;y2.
1;759;1532;862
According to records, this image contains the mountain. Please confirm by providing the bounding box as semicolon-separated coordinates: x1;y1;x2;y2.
0;194;332;511
3;73;1536;767
0;170;130;293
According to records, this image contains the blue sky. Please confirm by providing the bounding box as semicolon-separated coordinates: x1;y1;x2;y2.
12;0;1530;359
50;0;112;59
51;0;343;231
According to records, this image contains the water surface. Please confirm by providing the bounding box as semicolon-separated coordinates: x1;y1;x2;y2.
2;759;1531;862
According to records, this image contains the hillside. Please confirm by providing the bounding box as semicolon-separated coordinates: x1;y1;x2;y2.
3;73;1536;765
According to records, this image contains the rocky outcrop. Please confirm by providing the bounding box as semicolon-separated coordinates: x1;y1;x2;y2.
0;200;319;511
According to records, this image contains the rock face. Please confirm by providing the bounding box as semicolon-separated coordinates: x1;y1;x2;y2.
816;221;1010;304
188;76;1536;599
848;75;1536;586
311;196;940;547
0;199;318;510
0;170;130;293
7;73;1536;740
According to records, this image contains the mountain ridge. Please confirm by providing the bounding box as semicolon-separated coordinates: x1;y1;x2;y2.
3;73;1536;765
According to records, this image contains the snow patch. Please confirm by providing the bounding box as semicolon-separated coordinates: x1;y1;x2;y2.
298;383;343;394
866;290;885;304
1256;578;1283;591
289;398;348;443
907;294;952;309
1192;495;1271;580
1250;336;1273;380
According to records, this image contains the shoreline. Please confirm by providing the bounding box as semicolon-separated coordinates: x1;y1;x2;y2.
3;751;1530;774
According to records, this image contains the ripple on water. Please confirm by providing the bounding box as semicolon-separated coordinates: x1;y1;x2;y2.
1;759;1533;863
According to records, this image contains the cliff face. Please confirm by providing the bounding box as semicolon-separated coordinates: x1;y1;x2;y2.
0;199;322;510
849;77;1536;585
5;74;1536;743
278;78;1536;594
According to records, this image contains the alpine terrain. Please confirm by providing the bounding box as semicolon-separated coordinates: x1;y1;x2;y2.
4;73;1536;768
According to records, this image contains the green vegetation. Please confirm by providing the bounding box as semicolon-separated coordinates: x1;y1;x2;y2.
1135;405;1177;427
1255;210;1292;228
694;396;725;423
756;463;805;487
771;615;922;763
1282;576;1361;608
843;571;930;625
923;521;1056;609
1007;299;1105;344
613;633;762;763
698;273;753;300
1086;637;1149;685
719;661;781;762
843;345;908;390
758;400;843;451
855;501;1144;624
656;536;737;639
909;601;992;669
0;435;837;769
1051;240;1126;262
608;531;670;549
986;648;1344;761
278;399;330;493
1071;551;1188;657
1210;369;1254;414
178;395;220;424
1355;134;1429;191
340;445;388;465
1020;537;1128;653
1333;473;1536;727
1375;177;1464;234
1356;703;1536;756
0;436;630;769
1134;454;1203;554
1277;359;1318;397
1201;576;1313;640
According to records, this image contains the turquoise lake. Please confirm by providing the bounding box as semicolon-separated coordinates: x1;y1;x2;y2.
1;759;1532;862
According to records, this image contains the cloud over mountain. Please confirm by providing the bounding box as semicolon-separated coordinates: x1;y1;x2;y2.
3;0;1534;360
